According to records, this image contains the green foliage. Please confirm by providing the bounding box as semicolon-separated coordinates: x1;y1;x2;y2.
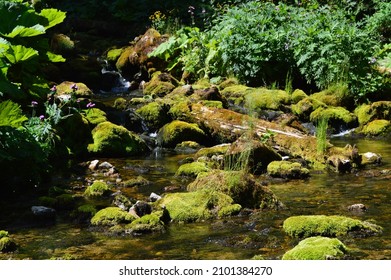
315;117;329;155
0;1;66;101
0;100;28;127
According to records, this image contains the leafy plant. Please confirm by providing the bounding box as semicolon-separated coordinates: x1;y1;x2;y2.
0;99;28;127
315;117;329;155
0;1;66;101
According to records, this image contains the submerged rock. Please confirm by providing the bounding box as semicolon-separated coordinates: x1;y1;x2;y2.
283;215;382;238
282;237;349;260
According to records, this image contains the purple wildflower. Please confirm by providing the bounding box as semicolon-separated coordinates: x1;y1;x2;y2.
86;102;95;108
39;115;45;121
71;83;78;91
31;101;38;107
50;85;57;92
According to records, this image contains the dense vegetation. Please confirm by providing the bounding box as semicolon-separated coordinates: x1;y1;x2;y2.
0;0;390;190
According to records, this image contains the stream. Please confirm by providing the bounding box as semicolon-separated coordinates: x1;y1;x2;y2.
0;135;390;260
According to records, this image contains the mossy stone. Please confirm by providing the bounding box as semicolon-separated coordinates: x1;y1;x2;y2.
199;100;224;109
187;170;283;210
0;231;17;252
113;97;129;111
157;189;241;223
115;46;134;73
175;161;211;178
218;77;240;90
56;81;93;98
167;100;192;121
267;161;310;179
106;48;123;64
311;84;351;108
361;119;390;136
124;211;167;233
283;215;382;238
310;106;357;129
291;89;308;104
282;237;349;260
157;120;207;148
143;72;178;97
83;108;107;127
291;97;327;121
194;144;231;159
84;181;112;197
354;104;372;126
121;176;150;188
88;121;148;156
245;88;290;111
90;207;136;226
135;101;170;131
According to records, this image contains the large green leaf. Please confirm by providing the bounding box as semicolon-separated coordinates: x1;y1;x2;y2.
4;45;38;63
0;100;28;128
5;24;45;38
46;51;66;63
39;9;66;30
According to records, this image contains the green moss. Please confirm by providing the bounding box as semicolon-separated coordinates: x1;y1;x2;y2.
157;120;207;148
354;104;372;126
77;204;97;216
311;84;351;107
291;97;327;121
267;161;310;179
143;72;178;97
175;162;211;178
113;97;128;111
106;48;123;64
361;119;390;136
193;78;211;90
310;106;357;127
121;176;150;188
0;231;17;252
167;101;192;121
88;121;148;156
124;211;166;233
283;215;383;238
135;101;170;131
90;207;136;226
245;88;290;111
38;196;57;207
56;81;93;97
55;193;75;209
220;85;252;98
187;170;283;209
175;141;201;150
115;46;133;72
84;181;112;197
282;237;349;260
218;204;242;218
218;77;240;90
195;144;230;158
157;189;238;223
199;100;224;108
83;108;107;127
291;89;308;104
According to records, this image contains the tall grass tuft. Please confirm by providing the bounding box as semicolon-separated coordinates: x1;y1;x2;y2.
316;117;329;155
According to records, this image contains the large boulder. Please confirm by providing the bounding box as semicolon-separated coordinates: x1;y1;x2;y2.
187;170;284;210
282;237;349;260
283;215;382;238
157;120;208;148
135;101;170;131
309;106;357;132
88;121;149;156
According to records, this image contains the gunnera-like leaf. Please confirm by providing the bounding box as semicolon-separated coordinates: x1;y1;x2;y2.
0;100;28;128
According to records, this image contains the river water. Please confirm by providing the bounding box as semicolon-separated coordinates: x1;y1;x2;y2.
1;134;390;260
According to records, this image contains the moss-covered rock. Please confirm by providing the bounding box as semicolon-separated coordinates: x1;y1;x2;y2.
0;230;17;252
283;215;382;238
123;210;168;234
291;89;308;104
187;170;283;209
88;121;149;156
224;133;282;174
113;97;129;111
311;84;351;108
220;84;253;105
156;189;241;223
56;81;93;98
175;161;211;178
327;144;362;173
310;106;357;131
84;180;112;197
90;207;136;226
282;237;349;260
135;101;170;131
121;176;150;188
360;119;391;136
143;72;178;97
167;100;192;121
194;144;231;159
157;120;208;148
106;48;123;64
267;161;310;179
245;88;290;111
354;101;391;127
83;108;107;127
218;77;240;91
291;97;327;122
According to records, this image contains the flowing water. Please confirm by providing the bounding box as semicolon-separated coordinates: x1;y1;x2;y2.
1;135;390;260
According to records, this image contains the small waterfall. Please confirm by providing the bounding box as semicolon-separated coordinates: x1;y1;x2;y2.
330;128;356;138
99;58;131;93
